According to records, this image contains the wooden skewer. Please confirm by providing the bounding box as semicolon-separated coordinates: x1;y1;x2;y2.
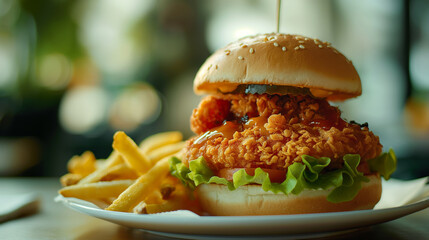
276;0;282;33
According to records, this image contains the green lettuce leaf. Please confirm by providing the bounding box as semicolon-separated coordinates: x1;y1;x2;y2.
169;157;194;188
169;151;397;203
368;148;397;180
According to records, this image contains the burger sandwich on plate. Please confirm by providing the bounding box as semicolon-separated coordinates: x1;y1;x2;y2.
170;33;396;216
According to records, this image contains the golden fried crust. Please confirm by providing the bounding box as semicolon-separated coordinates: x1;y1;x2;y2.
185;94;382;171
191;94;346;135
190;96;230;134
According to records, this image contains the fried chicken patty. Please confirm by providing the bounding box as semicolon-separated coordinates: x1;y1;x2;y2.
185;94;382;172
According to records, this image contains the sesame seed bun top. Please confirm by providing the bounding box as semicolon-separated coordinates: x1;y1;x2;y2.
193;33;361;101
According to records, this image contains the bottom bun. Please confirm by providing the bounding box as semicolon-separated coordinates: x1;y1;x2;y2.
196;175;381;216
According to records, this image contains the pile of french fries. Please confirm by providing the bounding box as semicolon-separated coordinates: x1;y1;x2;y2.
59;131;201;214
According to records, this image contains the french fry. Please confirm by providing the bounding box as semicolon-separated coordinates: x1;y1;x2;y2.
106;157;170;212
143;190;164;205
133;192;180;214
59;180;134;199
133;175;179;214
58;130;192;215
100;163;139;181
113;131;151;174
78;151;123;184
158;175;181;199
95;159;106;169
144;184;198;214
68;151;96;176
133;201;148;214
147;141;186;164
139;131;183;155
144;198;184;214
60;173;83;187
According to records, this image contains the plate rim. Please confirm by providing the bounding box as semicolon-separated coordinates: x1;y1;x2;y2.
57;195;429;235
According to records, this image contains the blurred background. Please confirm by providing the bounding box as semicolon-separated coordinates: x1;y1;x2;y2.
0;0;428;179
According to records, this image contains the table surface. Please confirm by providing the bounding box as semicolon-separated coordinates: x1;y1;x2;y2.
0;178;428;240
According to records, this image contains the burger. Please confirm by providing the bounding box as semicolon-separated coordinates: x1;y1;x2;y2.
169;33;396;216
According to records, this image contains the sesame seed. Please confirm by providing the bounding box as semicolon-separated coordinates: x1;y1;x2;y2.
318;45;323;48
269;36;275;40
238;56;243;60
264;37;268;41
273;42;279;47
294;46;299;50
241;44;248;48
282;47;286;51
225;50;231;55
314;39;320;44
215;65;218;69
249;48;254;54
304;38;308;41
299;44;305;49
299;40;305;44
207;64;212;70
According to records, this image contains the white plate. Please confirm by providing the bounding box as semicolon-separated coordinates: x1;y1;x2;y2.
56;195;429;238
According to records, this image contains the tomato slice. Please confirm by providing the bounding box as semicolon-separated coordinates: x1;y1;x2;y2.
357;161;371;175
217;168;287;183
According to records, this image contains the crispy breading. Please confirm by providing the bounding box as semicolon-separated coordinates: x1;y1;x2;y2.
191;94;346;135
185;94;382;171
190;96;230;134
